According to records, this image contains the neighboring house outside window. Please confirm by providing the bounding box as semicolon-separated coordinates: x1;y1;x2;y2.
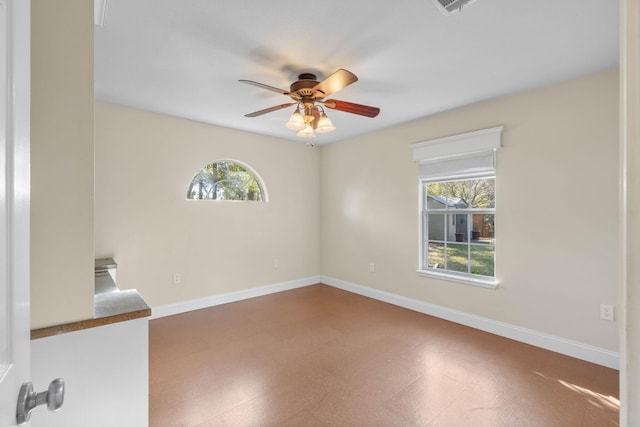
411;126;502;288
187;160;267;201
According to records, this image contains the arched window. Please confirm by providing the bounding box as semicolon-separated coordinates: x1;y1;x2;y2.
187;160;266;201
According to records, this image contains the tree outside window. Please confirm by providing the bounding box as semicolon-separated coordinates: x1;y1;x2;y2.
187;160;265;201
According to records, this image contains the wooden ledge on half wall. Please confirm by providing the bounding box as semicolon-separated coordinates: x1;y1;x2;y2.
31;258;151;340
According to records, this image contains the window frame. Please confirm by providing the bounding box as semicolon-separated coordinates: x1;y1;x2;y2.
418;173;497;288
411;126;503;289
186;159;268;202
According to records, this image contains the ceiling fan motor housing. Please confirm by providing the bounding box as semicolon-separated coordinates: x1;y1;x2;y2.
290;73;325;98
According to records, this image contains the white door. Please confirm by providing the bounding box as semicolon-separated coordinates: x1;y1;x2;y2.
0;0;31;425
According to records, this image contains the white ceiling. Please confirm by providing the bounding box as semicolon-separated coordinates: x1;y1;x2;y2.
94;0;619;145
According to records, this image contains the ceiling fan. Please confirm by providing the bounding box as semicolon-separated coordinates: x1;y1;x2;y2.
239;69;380;138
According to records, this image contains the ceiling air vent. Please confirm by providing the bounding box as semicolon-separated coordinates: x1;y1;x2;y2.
432;0;478;15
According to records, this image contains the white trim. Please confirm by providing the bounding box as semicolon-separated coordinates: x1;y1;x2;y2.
321;276;620;369
95;0;108;26
151;275;619;369
150;276;321;318
411;126;503;162
416;269;498;289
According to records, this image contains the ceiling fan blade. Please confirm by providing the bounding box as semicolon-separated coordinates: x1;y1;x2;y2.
312;69;358;98
323;99;380;118
239;79;290;95
244;103;296;118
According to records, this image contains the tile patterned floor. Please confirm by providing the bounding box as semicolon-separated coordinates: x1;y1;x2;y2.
149;284;619;426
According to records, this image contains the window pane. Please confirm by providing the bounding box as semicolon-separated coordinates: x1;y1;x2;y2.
471;214;495;243
426;182;447;199
187;160;264;201
425;182;449;210
468;178;495;208
446;181;467;208
427;214;445;241
446;214;467;243
427;242;445;269
446;244;468;273
471;245;495;277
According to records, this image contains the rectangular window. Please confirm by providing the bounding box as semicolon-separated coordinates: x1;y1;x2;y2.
421;176;495;286
411;126;502;288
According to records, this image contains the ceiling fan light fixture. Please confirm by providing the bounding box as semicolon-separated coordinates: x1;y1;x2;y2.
315;112;336;134
303;106;315;124
240;68;380;140
297;123;316;138
285;108;306;131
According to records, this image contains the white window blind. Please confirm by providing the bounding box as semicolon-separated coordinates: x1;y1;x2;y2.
411;126;503;179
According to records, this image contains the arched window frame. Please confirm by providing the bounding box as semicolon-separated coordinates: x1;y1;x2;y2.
186;159;269;202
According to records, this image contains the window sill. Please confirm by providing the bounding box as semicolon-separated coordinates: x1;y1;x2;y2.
416;269;498;289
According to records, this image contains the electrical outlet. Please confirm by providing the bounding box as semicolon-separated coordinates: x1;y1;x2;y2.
172;273;182;285
369;263;375;273
600;304;614;321
273;258;279;269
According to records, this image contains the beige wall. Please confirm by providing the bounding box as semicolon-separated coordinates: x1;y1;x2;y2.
94;70;619;352
321;69;620;351
30;0;94;328
94;103;320;307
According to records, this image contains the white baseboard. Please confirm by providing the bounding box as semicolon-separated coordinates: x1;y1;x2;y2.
151;275;619;369
321;276;620;370
151;276;322;319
